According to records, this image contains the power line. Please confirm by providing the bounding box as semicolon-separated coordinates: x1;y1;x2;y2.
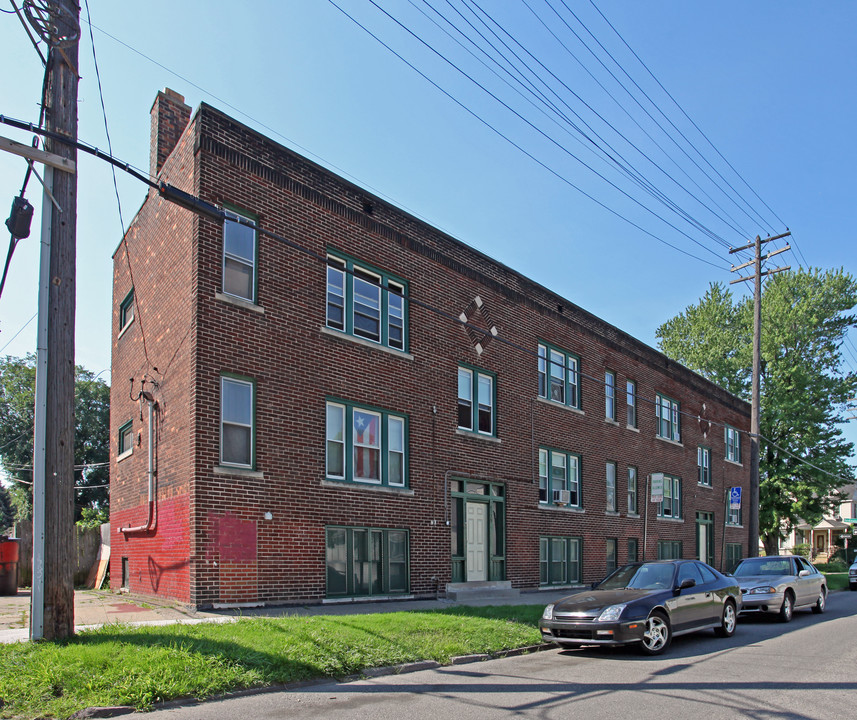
0;312;37;353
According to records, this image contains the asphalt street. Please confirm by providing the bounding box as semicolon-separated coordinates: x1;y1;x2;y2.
141;590;857;720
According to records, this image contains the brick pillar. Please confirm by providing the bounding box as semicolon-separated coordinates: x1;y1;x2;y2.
150;88;191;178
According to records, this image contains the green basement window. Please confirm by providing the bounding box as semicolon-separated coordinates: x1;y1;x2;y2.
326;400;407;487
537;342;580;409
326;526;409;598
222;209;257;302
326;253;407;351
539;536;581;586
657;540;683;560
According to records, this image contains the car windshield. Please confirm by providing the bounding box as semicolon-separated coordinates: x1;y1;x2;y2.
597;563;675;591
733;558;792;577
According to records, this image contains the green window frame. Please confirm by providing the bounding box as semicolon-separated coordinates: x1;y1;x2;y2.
657;540;683;560
326;252;408;351
118;420;133;457
222;207;258;303
539;536;581;586
450;480;506;583
605;371;616;420
325;399;408;487
538;447;582;508
606;537;618;574
657;474;682;519
725;543;743;573
698;446;712;486
220;374;255;468
119;289;134;333
656;393;681;442
537;342;581;409
725;425;742;463
325;526;409;598
458;365;496;436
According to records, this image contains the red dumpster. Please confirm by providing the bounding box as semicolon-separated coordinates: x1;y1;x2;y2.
0;539;19;595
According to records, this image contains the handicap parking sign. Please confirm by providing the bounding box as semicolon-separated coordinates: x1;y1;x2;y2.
729;487;742;509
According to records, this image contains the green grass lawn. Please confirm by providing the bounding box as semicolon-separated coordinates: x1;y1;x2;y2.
0;606;545;720
821;572;849;591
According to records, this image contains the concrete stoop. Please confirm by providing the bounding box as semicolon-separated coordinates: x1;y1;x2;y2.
445;580;521;603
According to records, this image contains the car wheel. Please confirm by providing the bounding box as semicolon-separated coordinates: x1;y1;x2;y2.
812;587;827;614
778;591;794;623
640;611;671;655
715;600;737;637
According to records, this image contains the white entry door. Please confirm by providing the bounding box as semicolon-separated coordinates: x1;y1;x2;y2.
466;502;488;581
697;520;710;563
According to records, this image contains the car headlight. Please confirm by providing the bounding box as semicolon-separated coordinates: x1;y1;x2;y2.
748;586;776;594
597;603;627;622
542;604;554;620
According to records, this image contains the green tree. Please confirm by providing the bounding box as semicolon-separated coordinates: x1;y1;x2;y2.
0;354;109;522
655;268;857;555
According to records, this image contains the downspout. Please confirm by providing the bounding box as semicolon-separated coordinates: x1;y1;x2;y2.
120;392;157;535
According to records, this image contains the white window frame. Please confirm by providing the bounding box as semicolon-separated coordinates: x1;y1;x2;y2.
626;380;637;427
627;466;638;514
220;376;254;468
605;371;616;420
222;210;257;302
606;461;617;511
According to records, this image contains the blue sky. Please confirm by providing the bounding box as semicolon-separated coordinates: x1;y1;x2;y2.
1;1;856;450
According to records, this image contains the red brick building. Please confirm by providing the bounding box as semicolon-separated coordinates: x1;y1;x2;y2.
110;89;750;608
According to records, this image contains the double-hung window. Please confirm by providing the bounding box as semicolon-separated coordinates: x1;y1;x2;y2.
537;342;580;409
118;420;133;458
119;290;134;333
698;446;712;485
326;400;407;487
538;448;581;508
326;253;407;351
606;461;617;512
658;474;682;519
605;371;616;421
627;466;638;514
220;375;254;468
656;393;681;442
725;425;742;463
626;380;637;427
222;209;257;302
458;366;495;436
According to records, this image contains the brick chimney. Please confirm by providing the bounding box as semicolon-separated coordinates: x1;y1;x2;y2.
150;88;191;178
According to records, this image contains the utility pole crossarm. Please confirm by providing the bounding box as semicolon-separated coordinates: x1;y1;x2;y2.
0;135;76;173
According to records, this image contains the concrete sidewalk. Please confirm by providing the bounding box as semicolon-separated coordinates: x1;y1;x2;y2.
0;587;561;643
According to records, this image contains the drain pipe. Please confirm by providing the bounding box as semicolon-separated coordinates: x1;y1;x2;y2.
120;391;157;535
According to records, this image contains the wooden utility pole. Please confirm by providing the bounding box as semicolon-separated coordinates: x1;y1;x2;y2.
729;231;791;559
32;0;79;640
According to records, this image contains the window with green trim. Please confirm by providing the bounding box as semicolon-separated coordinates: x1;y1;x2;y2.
458;366;495;436
628;538;639;562
326;526;409;597
326;400;407;487
626;380;637;427
119;290;134;333
657;540;683;559
537;342;580;409
656;393;681;442
606;538;618;574
538;447;581;507
725;425;742;463
539;536;581;586
627;466;638;514
657;474;682;519
220;376;255;468
222;209;257;302
725;543;743;573
605;371;616;420
326;253;407;351
698;446;712;486
606;461;617;512
118;420;133;457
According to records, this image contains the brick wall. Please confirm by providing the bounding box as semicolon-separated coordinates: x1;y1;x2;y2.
110;96;751;608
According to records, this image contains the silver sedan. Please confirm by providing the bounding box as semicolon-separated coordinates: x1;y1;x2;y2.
732;555;827;622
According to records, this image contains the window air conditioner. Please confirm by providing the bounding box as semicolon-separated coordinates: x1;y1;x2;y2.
553;489;571;505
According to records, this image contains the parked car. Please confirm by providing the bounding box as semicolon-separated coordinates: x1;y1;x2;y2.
849;558;857;591
732;555;826;621
539;560;741;656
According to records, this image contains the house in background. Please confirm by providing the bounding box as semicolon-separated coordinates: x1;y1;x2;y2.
783;484;857;562
109;88;751;608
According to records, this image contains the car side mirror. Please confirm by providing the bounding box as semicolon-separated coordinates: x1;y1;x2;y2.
677;578;696;592
798;569;811;577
